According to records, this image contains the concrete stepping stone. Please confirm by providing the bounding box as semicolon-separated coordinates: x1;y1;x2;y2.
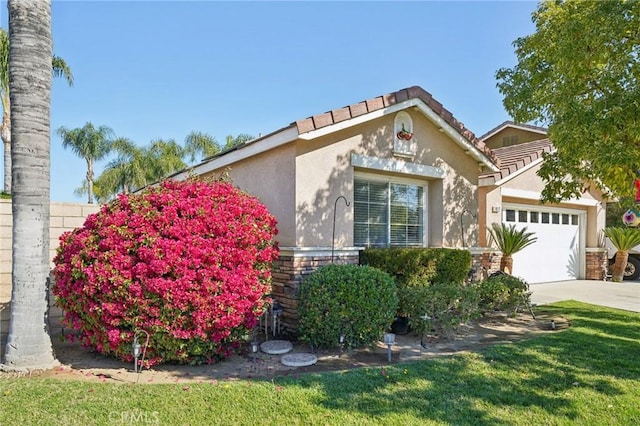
260;340;293;355
280;353;318;367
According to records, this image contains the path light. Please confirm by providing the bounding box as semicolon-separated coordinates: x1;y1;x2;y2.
383;333;396;362
271;301;283;337
132;329;150;374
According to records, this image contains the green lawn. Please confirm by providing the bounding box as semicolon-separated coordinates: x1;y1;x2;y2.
1;301;639;425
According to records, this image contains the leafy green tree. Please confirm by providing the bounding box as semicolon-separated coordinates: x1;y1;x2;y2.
57;122;114;204
1;27;73;193
224;133;254;150
89;137;146;201
184;130;220;164
4;0;57;370
487;223;537;275
145;138;186;181
603;227;640;282
496;0;640;205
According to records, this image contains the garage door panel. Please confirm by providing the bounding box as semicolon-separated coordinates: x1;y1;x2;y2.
504;206;582;284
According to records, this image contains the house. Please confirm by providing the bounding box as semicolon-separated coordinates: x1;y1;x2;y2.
478;122;607;284
173;86;607;329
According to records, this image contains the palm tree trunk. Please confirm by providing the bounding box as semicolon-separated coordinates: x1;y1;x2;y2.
86;158;94;204
1;103;10;193
612;250;629;283
500;255;513;275
3;0;57;370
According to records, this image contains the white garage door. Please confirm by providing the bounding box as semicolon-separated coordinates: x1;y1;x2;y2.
503;204;584;283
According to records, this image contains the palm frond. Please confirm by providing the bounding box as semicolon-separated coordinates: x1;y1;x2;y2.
487;223;537;256
603;227;640;251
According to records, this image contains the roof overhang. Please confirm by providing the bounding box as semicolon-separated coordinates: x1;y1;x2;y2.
480;122;548;142
171;125;299;181
298;98;499;172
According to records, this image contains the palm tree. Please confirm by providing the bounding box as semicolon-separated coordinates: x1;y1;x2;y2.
3;0;58;370
57;122;114;204
224;133;254;150
184;130;220;164
145;138;186;181
0;27;73;193
603;227;640;282
487;223;537;275
90;137;146;201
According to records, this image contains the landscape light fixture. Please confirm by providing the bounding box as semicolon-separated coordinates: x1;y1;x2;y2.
383;333;396;362
132;329;150;374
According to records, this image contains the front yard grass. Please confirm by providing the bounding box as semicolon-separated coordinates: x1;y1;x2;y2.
1;301;639;425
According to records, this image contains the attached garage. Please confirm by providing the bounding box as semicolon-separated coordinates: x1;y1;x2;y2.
503;203;586;283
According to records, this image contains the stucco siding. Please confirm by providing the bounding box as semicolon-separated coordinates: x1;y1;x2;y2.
294;111;481;248
295;133;360;247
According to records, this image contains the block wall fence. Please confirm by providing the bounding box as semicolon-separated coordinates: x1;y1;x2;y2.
0;200;100;347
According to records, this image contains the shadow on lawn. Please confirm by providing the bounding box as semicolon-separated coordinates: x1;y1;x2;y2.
273;302;640;425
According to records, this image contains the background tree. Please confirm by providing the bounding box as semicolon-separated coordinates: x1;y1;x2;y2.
88;137;145;202
224;133;254;150
0;27;73;194
3;0;57;370
184;130;220;164
144;138;186;181
57;122;114;204
496;0;640;205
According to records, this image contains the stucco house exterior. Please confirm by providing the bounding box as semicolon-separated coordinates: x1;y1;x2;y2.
173;86;607;329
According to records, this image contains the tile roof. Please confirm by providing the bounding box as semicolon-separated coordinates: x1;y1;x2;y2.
294;85;500;166
479;120;548;141
479;138;554;186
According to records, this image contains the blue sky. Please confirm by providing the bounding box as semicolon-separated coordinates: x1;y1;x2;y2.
0;1;538;202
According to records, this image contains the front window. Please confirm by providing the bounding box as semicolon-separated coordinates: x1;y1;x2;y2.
354;178;424;247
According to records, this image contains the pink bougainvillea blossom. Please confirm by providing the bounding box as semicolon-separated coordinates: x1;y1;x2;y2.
53;179;278;365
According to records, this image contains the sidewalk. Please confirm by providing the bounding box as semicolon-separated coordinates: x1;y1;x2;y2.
529;280;640;313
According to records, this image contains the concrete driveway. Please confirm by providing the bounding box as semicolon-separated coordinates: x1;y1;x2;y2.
529;280;640;313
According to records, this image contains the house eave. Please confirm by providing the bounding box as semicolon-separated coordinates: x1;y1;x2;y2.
298;98;499;172
172;125;299;180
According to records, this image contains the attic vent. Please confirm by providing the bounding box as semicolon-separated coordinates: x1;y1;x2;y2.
394;111;416;158
502;135;519;146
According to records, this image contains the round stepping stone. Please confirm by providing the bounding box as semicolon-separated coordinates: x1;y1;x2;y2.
281;353;317;367
260;340;293;355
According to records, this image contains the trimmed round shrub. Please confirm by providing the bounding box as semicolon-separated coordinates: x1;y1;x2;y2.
297;264;397;349
52;179;279;366
476;273;530;314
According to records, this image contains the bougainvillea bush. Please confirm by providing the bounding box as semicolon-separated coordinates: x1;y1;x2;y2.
52;179;278;366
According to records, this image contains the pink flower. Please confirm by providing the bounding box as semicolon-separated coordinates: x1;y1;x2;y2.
52;179;279;366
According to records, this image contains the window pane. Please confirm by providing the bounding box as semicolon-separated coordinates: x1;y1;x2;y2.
530;211;539;223
505;209;516;222
562;214;569;225
572;214;579;225
542;212;550;223
518;210;528;222
552;213;560;224
354;179;424;248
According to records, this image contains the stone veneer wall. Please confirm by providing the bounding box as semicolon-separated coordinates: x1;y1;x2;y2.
270;247;361;333
0;200;100;348
585;248;609;281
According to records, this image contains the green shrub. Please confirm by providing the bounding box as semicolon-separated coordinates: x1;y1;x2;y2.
360;248;471;316
475;273;531;315
297;264;398;349
405;281;480;340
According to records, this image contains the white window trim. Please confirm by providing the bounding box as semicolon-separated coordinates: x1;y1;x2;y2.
354;172;429;247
